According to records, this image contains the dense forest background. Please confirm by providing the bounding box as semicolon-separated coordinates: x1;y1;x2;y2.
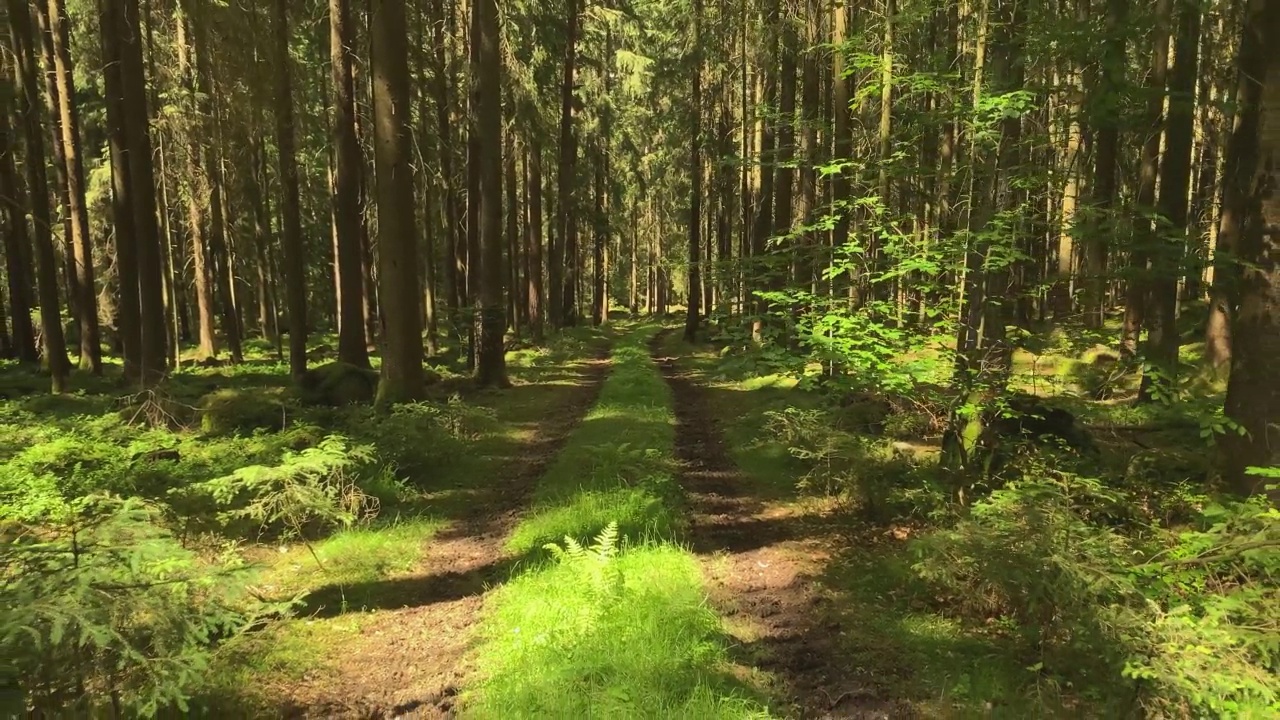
1;0;1278;716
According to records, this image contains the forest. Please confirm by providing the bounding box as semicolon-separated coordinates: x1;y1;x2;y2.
1;0;1278;716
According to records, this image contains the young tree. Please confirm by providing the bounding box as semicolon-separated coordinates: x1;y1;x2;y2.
372;0;426;402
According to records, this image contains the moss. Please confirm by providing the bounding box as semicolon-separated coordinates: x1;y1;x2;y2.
297;361;378;406
199;389;289;436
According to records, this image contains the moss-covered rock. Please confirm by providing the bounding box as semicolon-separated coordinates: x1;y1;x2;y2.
199;389;288;436
298;361;378;406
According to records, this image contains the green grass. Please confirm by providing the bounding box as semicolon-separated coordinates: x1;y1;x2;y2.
464;324;773;719
505;329;683;556
253;516;445;599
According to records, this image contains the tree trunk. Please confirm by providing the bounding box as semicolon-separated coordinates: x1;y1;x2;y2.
473;0;508;387
556;0;580;328
97;0;142;378
1141;0;1201;402
371;0;426;401
526;138;545;341
1123;0;1173;357
332;0;371;367
0;78;38;363
5;0;70;391
1083;0;1127;329
685;0;704;341
120;0;167;381
1222;0;1280;495
274;0;308;379
1205;0;1270;373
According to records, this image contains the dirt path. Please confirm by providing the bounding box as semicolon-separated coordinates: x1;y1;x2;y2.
650;331;902;720
282;351;612;719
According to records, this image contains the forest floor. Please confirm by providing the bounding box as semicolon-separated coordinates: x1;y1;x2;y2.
13;322;1226;717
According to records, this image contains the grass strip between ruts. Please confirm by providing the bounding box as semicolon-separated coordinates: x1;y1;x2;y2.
460;325;774;719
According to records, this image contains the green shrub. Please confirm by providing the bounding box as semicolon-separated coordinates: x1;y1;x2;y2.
198;389;290;436
1;495;278;717
911;471;1280;716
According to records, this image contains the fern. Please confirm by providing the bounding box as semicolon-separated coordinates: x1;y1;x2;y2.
543;521;624;599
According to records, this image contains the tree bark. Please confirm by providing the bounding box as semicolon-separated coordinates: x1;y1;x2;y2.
1123;0;1173;358
473;0;508;387
1141;0;1201;402
332;0;371;367
0;76;38;363
372;0;427;401
1205;0;1270;372
555;0;580;328
527;137;545;340
1222;0;1280;495
119;0;167;381
685;0;704;341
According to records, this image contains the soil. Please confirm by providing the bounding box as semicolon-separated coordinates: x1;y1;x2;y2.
278;351;612;719
650;330;910;720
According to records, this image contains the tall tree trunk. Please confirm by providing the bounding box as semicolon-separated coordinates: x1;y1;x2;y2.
556;0;580;327
32;1;78;331
0;78;38;363
526;138;545;340
507;126;523;336
120;0;167;381
473;0;507;387
1205;0;1270;372
1123;0;1173;357
1222;0;1280;495
750;3;778;342
6;0;70;391
371;0;426;401
178;17;218;360
332;0;371;367
274;0;308;379
97;0;142;378
685;0;704;341
1141;0;1201;401
771;5;797;305
432;0;463;347
1082;0;1127;329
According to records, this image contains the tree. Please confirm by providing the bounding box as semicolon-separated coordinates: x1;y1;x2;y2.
371;0;426;403
473;0;508;387
1222;0;1280;495
331;0;370;367
555;0;581;328
684;0;703;342
5;0;70;392
0;66;37;364
274;0;308;380
42;0;101;372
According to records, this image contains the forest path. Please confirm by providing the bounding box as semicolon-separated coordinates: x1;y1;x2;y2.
283;347;613;719
650;330;900;719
